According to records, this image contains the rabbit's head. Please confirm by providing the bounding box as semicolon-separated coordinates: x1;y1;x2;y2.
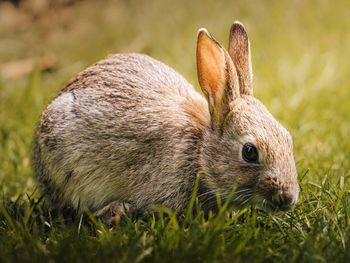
197;22;299;210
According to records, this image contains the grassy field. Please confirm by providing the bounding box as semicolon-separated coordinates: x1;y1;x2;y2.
1;0;350;262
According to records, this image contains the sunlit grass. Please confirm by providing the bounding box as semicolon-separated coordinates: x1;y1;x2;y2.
1;0;350;262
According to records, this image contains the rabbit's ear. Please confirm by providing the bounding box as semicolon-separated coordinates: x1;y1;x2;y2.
197;28;240;130
228;21;253;95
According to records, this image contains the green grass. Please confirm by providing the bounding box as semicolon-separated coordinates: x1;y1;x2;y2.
1;0;350;262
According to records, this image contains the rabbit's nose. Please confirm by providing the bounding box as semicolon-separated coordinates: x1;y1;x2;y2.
272;191;296;210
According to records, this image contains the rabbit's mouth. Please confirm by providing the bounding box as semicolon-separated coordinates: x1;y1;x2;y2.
253;190;297;212
226;186;297;212
197;185;296;212
256;199;292;212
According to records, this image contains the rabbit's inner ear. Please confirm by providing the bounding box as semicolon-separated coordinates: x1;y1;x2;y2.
197;29;240;131
228;21;253;96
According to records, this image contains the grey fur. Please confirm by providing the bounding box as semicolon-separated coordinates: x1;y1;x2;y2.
33;22;299;217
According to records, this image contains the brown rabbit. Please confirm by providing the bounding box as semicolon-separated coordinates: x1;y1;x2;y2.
33;22;299;222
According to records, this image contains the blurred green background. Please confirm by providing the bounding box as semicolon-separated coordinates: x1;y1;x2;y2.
1;0;350;261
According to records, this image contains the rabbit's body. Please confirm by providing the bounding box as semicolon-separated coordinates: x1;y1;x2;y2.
34;22;300;221
34;54;210;213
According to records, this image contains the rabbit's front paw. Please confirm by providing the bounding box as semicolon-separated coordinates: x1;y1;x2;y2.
94;201;132;225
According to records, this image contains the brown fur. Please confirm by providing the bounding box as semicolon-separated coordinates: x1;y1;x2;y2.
33;22;299;219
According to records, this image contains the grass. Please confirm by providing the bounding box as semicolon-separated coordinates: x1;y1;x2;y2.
1;0;350;262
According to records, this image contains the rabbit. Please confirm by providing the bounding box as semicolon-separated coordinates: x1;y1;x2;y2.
33;21;299;222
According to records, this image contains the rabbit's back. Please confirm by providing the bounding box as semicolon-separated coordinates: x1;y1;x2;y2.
33;54;209;212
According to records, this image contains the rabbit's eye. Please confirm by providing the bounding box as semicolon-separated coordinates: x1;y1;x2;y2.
242;143;259;163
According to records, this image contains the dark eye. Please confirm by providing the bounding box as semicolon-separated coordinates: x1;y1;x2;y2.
242;143;259;163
